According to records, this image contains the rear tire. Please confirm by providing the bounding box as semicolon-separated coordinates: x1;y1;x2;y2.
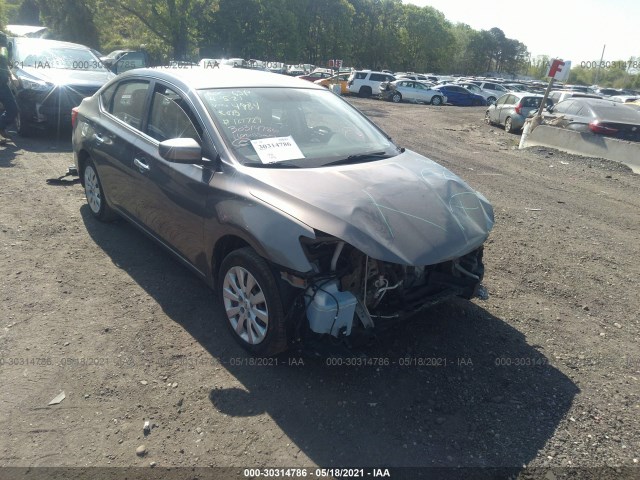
358;86;372;98
391;92;402;103
487;96;497;105
83;159;118;221
219;247;289;356
504;117;515;133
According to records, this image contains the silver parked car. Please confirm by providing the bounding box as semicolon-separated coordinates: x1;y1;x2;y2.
546;97;640;141
485;92;552;133
469;81;509;105
380;79;446;105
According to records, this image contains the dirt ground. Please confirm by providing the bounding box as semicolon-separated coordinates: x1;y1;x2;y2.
0;97;639;480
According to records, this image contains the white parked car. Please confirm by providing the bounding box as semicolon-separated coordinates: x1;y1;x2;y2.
468;81;509;105
456;82;499;104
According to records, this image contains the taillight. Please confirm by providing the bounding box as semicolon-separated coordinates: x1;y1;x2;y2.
71;107;79;129
514;102;522;115
589;121;618;135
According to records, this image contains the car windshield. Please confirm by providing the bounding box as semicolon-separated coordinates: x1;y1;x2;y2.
198;87;398;167
14;41;107;71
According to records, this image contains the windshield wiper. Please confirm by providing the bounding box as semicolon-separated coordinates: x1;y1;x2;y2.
243;161;301;169
323;151;392;167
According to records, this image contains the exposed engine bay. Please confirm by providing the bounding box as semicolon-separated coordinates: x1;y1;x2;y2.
282;234;487;342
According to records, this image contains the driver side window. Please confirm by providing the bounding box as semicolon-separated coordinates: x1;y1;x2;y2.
147;85;202;143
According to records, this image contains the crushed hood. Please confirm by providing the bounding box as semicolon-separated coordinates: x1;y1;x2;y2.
246;150;494;266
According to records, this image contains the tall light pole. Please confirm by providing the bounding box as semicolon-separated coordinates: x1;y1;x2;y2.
594;44;606;85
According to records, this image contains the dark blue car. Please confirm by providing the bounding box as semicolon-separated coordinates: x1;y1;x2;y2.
435;85;487;106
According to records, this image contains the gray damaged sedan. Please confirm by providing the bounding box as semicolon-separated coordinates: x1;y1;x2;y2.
72;68;494;356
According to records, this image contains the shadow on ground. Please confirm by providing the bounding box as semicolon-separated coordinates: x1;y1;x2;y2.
82;206;579;474
3;126;73;155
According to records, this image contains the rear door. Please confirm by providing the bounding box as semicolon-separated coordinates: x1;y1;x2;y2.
90;79;151;218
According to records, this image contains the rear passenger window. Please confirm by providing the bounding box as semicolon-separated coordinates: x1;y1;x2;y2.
110;81;150;130
369;73;385;82
100;83;118;111
355;72;367;80
522;97;541;108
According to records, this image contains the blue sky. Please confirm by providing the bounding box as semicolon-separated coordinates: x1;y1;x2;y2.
404;0;640;66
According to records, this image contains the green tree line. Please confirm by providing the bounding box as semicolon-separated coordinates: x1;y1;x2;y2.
2;0;638;87
2;0;529;75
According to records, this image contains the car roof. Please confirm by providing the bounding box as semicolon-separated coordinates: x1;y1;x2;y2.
118;67;326;91
508;92;543;98
570;97;631;107
557;98;640;120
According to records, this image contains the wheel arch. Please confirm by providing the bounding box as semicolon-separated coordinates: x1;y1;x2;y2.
76;149;91;187
358;85;373;97
212;234;253;286
209;224;314;289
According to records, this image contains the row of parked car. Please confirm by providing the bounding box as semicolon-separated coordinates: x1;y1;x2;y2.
336;70;544;107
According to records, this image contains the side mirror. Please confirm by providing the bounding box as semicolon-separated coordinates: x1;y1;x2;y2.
159;138;203;163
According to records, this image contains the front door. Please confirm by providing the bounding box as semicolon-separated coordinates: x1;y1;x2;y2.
132;82;211;268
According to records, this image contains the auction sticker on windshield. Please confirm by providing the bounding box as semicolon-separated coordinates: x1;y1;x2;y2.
250;136;305;163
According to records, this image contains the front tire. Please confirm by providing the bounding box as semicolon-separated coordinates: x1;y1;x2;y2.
431;96;443;106
219;247;289;356
484;110;492;125
83;159;117;221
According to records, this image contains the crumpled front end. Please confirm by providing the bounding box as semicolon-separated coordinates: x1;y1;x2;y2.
282;233;487;343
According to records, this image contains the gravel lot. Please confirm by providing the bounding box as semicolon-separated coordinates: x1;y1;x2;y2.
0;97;639;479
